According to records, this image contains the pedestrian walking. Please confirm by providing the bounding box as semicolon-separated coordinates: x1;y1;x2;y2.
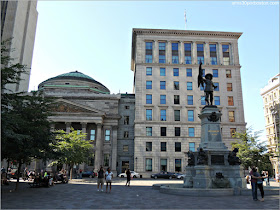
97;166;105;192
125;168;131;187
264;171;270;186
79;169;82;179
105;167;113;193
23;168;28;181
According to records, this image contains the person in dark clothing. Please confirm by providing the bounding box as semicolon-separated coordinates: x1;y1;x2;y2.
97;166;105;192
257;171;267;202
125;168;131;186
250;167;267;201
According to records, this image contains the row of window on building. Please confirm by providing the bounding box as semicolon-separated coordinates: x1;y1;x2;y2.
146;126;195;137
145;42;231;65
146;95;235;106
145;109;236;122
146;81;233;93
264;90;279;103
146;67;232;78
87;129;111;141
145;127;237;137
145;158;183;172
146;141;195;153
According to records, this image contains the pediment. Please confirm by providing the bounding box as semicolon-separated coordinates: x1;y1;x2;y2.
51;99;104;115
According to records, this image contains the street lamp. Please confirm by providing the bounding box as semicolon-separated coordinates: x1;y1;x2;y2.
135;157;137;171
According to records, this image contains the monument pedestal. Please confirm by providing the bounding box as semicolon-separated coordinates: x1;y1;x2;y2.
198;106;228;151
183;166;195;188
185;106;244;189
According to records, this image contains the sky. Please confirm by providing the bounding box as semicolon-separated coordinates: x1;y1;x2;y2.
29;0;279;142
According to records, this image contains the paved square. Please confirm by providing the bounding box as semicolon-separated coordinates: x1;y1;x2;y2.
1;178;279;209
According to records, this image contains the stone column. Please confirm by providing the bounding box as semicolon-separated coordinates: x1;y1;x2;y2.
111;126;118;171
218;42;223;65
229;43;233;65
192;42;197;64
65;122;71;133
179;41;184;64
94;123;102;172
81;122;87;134
233;41;239;65
204;42;210;65
153;40;158;63
167;41;172;64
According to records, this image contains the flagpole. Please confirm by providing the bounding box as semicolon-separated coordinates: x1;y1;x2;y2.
184;10;187;30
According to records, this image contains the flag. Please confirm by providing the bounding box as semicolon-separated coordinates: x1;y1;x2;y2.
184;10;187;29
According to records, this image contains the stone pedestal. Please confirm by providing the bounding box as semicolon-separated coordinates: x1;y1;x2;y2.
198;106;227;151
184;105;244;189
183;166;195;188
192;165;244;188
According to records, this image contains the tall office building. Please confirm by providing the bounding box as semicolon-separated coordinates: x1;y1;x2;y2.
1;0;38;92
260;74;280;176
131;28;246;177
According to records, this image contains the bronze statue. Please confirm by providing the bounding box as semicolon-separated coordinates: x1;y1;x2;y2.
197;148;208;165
198;62;217;106
228;148;241;165
187;151;195;166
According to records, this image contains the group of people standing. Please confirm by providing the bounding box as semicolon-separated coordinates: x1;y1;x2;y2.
249;167;269;202
97;166;113;193
96;167;132;193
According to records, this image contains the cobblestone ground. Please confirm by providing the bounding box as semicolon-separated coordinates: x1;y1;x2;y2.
1;178;279;209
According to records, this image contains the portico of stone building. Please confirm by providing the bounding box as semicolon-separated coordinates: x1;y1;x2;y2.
48;115;119;174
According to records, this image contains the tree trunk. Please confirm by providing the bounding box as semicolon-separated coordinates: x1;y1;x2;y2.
70;164;73;180
7;159;10;171
15;161;22;191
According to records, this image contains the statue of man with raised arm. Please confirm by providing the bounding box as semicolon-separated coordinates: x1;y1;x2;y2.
198;62;217;106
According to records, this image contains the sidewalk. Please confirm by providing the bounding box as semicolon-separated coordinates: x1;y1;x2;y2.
2;178;279;209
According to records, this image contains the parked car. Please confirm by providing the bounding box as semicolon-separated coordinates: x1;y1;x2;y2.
81;171;96;178
118;171;140;178
151;172;176;179
175;173;186;179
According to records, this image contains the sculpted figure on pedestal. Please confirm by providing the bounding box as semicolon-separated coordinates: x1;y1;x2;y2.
197;148;208;165
198;62;217;106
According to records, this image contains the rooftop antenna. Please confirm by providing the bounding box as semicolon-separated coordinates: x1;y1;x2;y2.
184;9;187;30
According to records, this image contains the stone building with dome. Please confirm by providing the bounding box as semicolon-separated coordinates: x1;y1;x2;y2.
38;71;135;174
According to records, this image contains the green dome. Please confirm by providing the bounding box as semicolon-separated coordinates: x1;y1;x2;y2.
57;71;96;80
38;71;110;93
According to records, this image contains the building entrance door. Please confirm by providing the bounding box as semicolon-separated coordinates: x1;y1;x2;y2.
122;161;129;173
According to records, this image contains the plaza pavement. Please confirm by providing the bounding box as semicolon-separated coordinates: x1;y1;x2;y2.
1;178;279;209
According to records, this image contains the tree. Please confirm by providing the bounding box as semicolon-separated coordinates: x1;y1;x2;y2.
1;39;56;190
231;128;273;175
51;128;94;180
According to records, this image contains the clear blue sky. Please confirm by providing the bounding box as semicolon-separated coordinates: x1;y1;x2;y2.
29;1;279;141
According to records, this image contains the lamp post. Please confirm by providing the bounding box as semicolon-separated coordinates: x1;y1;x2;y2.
135;157;137;171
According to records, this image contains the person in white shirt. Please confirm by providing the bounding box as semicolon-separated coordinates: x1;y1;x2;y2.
105;167;113;193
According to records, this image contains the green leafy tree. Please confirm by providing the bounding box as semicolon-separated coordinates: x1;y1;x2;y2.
1;39;56;190
52;128;94;179
231;128;273;175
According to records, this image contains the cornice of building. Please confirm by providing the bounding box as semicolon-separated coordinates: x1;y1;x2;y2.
135;63;241;69
260;73;280;96
133;28;243;39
